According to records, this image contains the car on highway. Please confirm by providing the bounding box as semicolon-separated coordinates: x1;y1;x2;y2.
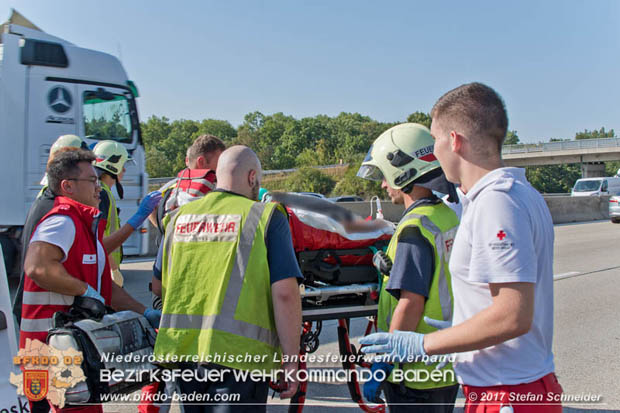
609;194;620;223
328;195;364;202
571;177;620;196
298;192;327;199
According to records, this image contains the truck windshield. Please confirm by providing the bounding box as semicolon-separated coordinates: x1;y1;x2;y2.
83;91;133;143
573;180;602;192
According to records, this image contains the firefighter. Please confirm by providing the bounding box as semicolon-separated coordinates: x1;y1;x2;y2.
357;123;460;412
153;145;302;412
92;140;161;287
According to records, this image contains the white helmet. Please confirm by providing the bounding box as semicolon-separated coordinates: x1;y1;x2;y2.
357;123;439;189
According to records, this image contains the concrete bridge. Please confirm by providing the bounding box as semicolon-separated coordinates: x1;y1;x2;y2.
502;137;620;177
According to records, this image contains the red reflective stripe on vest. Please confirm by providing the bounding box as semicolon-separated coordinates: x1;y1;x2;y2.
20;196;112;349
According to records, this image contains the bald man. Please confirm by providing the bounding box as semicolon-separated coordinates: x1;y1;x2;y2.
153;146;303;412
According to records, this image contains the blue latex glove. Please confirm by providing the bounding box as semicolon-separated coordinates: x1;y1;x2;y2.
80;285;104;304
363;362;393;403
128;191;162;229
424;316;452;330
360;330;426;363
423;316;453;369
143;308;162;329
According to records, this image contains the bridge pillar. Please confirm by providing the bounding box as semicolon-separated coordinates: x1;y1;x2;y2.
581;162;606;178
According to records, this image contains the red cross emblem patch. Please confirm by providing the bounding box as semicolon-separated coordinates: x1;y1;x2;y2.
496;230;507;241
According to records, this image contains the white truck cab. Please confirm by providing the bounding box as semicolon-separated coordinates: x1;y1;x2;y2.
571;177;620;197
0;10;149;276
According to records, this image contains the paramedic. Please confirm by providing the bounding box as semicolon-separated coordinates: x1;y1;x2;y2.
20;149;161;413
147;134;225;229
13;135;86;413
93;140;162;287
13;138;161;322
154;145;302;412
357;123;460;412
361;83;562;412
14;135;87;324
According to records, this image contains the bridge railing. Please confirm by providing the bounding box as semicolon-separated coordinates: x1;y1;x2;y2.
502;137;620;154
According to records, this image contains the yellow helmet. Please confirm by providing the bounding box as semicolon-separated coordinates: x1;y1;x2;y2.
357;123;439;189
92;140;131;176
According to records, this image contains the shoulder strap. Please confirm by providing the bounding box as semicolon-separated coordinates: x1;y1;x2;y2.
156;188;174;236
98;187;111;220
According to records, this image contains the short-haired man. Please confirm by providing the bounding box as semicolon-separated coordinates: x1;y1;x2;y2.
149;135;225;302
21;150;161;413
148;134;225;230
361;83;562;412
142;135;225;413
154;145;302;412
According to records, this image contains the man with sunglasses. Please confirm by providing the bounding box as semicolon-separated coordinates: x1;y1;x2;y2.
20;149;160;413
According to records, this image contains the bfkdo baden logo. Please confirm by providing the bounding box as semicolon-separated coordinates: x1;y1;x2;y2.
24;370;49;401
10;339;86;408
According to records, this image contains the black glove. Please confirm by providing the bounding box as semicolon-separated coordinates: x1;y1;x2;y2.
372;250;392;275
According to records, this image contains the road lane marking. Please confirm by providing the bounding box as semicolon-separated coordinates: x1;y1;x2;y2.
554;272;581;280
554;265;620;280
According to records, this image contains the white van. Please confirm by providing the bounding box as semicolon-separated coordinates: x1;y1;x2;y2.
571;177;620;196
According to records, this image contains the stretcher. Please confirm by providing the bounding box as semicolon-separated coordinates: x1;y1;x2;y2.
270;205;392;412
270;282;385;413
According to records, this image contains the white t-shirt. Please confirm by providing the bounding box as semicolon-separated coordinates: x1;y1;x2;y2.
450;167;555;386
30;215;106;292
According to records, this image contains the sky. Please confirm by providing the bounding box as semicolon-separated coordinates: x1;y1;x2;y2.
2;0;620;143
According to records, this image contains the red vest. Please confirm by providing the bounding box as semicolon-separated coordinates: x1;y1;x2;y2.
19;196;112;348
175;168;216;197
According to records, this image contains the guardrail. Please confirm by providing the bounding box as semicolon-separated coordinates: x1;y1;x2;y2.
148;177;173;187
262;163;348;175
502;138;620;154
149;163;350;186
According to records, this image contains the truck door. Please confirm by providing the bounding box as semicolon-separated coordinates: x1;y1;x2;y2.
25;78;80;210
26;76;146;256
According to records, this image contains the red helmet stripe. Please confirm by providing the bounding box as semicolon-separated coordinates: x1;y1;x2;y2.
420;154;437;162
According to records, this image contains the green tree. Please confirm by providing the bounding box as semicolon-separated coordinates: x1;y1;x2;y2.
504;130;520;145
283;167;335;195
526;163;581;193
575;127;615;140
406;112;432;129
605;161;620;177
145;147;174;177
331;162;384;200
198;119;237;141
141;115;171;149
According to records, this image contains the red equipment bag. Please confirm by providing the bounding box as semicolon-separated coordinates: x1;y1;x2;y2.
287;207;390;286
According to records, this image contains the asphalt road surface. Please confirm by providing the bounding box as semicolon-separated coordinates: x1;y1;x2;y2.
98;219;620;413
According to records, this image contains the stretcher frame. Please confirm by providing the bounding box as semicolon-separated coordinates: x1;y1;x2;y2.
271;282;386;413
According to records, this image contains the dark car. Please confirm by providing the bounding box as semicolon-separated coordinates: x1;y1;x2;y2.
328;195;364;203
